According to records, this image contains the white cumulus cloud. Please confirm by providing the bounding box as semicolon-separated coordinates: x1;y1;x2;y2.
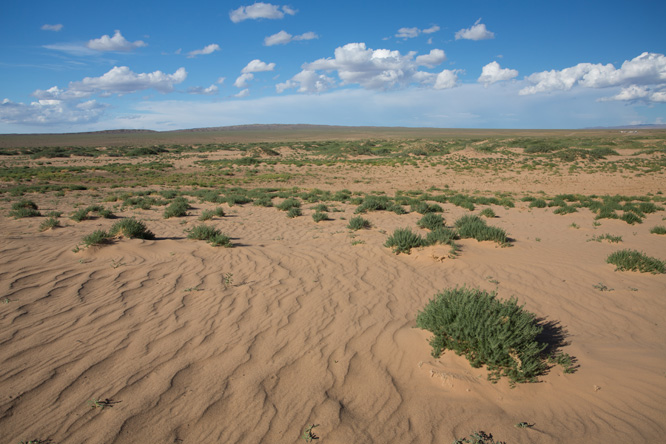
264;30;318;46
300;42;450;91
478;61;518;86
0;98;107;125
86;30;147;52
276;70;336;93
520;52;666;103
234;73;254;88
34;66;187;99
235;89;250;98
41;24;63;31
455;19;495;41
434;70;458;89
241;59;276;73
230;3;297;23
187;43;220;58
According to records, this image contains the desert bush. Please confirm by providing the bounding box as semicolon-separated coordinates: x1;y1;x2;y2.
480;208;496;218
650;225;666;235
454;215;508;245
347;216;371;230
384;228;426;254
355;195;405;214
425;227;458;247
186;224;232;247
416;287;548;383
199;207;225;221
411;201;443;214
9;207;42;218
163;197;190;218
553;205;577;215
225;194;252;206
529;199;547;209
606;249;665;274
82;230;112;248
417;213;444;231
312;211;329;223
12;199;38;210
109;218;155;239
39;216;60;231
70;208;90;222
312;203;329;212
619;212;643;225
277;198;301;211
253;196;273;207
287;207;302;218
589;233;622;243
87;204;114;218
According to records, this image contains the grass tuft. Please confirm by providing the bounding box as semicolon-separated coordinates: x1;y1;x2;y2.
347;216;371;230
454;215;508;245
606;249;665;274
650;225;666;235
186;224;232;247
384;227;425;254
109;218;155;239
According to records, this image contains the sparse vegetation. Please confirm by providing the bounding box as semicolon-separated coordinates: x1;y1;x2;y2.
384;228;426;254
39;216;60;231
163;197;190;218
312;211;329;223
347;216;371;230
417;287;562;384
109;218;155;239
454;215;508;246
650;225;666;235
417;213;445;231
606;249;665;274
186;224;232;247
81;230;113;248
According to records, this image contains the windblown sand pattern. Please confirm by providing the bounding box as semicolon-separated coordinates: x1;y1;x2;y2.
2;195;665;443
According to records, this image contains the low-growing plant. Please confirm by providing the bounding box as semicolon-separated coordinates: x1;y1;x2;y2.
480;208;496;218
412;201;443;214
39;216;60;231
416;287;551;384
553;205;577;215
163;197;190;218
277;197;301;211
199;207;225;221
312;211;329;223
81;230;113;248
12;199;38;210
588;233;622;243
301;423;319;442
417;213;444;231
528;199;547;209
384;227;425;254
650;225;666;235
186;224;232;247
287;207;302;218
109;218;155;239
606;249;665;274
620;212;643;225
453;431;506;444
253;196;274;207
454;215;508;246
312;203;329;212
70;208;90;222
9;206;42;218
347;216;371;230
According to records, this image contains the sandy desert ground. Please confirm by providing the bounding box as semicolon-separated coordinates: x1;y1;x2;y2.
1;127;665;443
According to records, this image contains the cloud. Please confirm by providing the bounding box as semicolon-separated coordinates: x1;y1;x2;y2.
434;70;458;89
0;98;107;125
187;43;220;58
86;30;147;52
478;61;518;86
188;84;219;95
395;25;440;39
229;3;297;23
415;49;446;68
276;70;336;93
41;24;63;32
234;73;254;88
235;89;250;98
520;52;666;102
599;85;666;103
33;66;187;100
217;77;226;84
264;30;318;46
241;59;276;73
455;19;495;41
296;42;452;91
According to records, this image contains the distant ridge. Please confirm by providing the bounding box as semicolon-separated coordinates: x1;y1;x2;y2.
585;124;666;130
167;124;388;133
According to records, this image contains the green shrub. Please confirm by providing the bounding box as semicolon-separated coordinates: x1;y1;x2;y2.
312;211;329;223
82;230;112;248
9;207;42;218
454;215;508;245
163;197;190;218
347;216;371;230
70;208;90;222
606;249;665;274
529;199;547;209
253;196;273;207
199;207;224;221
384;228;425;254
411;201;443;214
589;233;622;243
313;203;329;212
87;204;114;218
186;224;232;247
109;218;155;239
650;225;666;235
425;227;458;247
12;199;38;210
277;198;301;211
416;287;548;383
225;194;252;206
619;212;643;225
39;216;60;231
417;213;444;231
480;208;496;218
287;207;302;218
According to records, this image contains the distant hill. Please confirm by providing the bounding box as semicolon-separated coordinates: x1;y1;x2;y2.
586;124;666;130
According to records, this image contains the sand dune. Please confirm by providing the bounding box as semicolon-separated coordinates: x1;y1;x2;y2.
1;192;665;444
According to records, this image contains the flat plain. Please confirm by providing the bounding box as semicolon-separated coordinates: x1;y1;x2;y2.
1;125;665;444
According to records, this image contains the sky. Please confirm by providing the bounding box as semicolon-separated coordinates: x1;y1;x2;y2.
1;0;665;133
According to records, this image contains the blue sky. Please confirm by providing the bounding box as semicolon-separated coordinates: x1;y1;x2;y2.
1;0;664;133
